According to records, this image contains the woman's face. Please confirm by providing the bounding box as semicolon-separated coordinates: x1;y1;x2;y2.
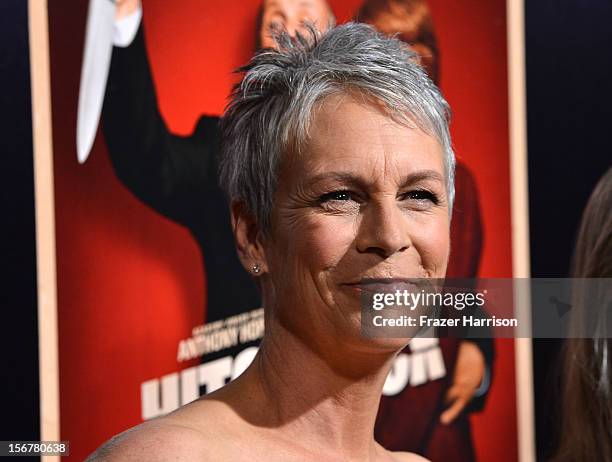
260;94;450;351
260;0;332;49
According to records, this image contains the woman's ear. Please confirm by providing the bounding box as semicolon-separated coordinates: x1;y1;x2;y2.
230;200;268;275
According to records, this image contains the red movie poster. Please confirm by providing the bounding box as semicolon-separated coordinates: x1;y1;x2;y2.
47;0;518;460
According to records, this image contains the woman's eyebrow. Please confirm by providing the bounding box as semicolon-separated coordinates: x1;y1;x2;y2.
400;170;445;187
306;170;444;187
304;172;368;188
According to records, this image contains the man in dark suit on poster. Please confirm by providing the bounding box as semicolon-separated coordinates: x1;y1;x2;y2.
91;0;494;459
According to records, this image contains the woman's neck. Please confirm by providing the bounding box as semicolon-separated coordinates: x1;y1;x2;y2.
231;319;399;461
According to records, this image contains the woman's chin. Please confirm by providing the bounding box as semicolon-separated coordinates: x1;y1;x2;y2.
340;314;412;354
364;336;412;353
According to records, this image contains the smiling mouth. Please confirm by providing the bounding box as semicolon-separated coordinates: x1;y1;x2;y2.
341;278;432;294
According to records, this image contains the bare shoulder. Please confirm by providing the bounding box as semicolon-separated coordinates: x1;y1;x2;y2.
85;399;239;461
392;451;430;462
85;419;210;461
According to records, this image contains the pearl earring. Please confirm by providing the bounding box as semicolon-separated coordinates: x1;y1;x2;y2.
252;264;261;274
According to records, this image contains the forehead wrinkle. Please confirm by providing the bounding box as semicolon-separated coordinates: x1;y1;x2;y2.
362;118;410;191
302;94;444;192
303;171;368;189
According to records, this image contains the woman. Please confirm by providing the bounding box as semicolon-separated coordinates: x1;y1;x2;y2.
89;22;454;461
553;167;612;461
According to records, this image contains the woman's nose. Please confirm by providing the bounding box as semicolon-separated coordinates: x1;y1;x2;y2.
355;199;412;259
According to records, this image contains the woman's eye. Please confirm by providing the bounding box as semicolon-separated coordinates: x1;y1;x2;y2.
402;190;439;204
319;191;354;203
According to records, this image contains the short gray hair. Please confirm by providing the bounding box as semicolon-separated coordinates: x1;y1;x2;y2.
219;22;455;232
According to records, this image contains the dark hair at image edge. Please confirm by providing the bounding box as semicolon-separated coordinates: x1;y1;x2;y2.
553;166;612;462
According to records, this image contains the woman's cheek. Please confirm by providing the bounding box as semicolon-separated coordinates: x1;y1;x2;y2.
293;212;354;277
267;212;348;278
296;215;356;270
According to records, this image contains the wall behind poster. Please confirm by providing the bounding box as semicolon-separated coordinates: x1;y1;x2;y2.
47;0;516;460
